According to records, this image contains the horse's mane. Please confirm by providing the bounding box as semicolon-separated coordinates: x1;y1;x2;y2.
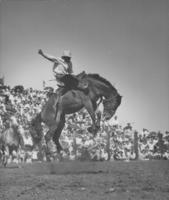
87;73;117;91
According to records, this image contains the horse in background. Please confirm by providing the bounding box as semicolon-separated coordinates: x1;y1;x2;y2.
0;124;23;167
31;72;122;157
0;123;47;166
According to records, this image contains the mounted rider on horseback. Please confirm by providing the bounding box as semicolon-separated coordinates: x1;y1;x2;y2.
38;49;88;105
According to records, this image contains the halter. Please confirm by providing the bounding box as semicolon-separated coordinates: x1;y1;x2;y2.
103;96;119;116
103;97;116;107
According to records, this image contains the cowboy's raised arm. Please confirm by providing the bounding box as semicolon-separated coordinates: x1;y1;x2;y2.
38;49;58;63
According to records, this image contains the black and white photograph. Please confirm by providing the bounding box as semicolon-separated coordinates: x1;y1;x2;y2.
0;0;169;199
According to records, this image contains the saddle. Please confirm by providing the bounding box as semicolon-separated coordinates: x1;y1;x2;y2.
76;71;88;89
58;72;88;92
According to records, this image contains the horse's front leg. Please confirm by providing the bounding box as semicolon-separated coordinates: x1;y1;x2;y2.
16;148;22;168
83;97;99;136
93;101;102;130
53;114;65;153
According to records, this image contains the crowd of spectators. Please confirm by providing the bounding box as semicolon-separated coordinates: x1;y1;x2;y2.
0;83;169;163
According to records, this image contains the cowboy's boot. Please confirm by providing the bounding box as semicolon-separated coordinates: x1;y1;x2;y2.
53;90;62;110
54;87;68;110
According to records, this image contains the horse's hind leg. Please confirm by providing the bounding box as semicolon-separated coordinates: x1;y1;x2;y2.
45;109;63;158
2;146;9;167
45;125;58;161
2;154;7;167
83;97;99;136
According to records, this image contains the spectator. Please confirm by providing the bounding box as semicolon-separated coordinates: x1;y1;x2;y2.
0;82;169;162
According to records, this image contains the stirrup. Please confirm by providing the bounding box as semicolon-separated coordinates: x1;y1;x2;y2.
77;86;89;94
57;84;64;88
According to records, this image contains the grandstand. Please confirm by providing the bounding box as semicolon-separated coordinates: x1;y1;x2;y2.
0;83;169;163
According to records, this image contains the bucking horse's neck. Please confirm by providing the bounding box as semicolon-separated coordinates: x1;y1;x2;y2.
94;82;117;100
87;73;118;100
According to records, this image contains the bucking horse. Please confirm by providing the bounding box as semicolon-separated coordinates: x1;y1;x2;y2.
31;72;122;156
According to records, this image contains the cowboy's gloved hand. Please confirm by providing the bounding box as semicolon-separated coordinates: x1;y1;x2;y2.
38;49;43;55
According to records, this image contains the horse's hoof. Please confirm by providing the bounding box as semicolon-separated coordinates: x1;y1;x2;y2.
93;132;97;137
87;127;98;136
57;149;62;155
87;127;93;133
93;130;98;137
57;153;63;162
2;157;7;167
3;162;7;167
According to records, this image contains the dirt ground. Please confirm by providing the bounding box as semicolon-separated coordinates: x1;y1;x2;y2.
0;160;169;200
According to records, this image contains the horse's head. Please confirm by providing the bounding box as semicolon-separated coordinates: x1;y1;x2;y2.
77;72;122;120
102;93;122;121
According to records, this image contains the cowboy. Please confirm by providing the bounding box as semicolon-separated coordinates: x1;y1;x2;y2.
38;49;88;107
38;49;73;87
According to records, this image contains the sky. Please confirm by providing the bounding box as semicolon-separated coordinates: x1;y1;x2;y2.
0;0;169;132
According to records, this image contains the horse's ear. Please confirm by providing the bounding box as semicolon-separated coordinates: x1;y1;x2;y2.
77;71;86;78
80;71;86;77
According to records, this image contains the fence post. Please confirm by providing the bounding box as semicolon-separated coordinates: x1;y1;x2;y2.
72;135;77;160
157;132;165;158
134;131;139;160
106;126;111;161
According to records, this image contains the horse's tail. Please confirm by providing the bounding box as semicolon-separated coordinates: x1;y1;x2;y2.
31;113;42;126
30;113;43;143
